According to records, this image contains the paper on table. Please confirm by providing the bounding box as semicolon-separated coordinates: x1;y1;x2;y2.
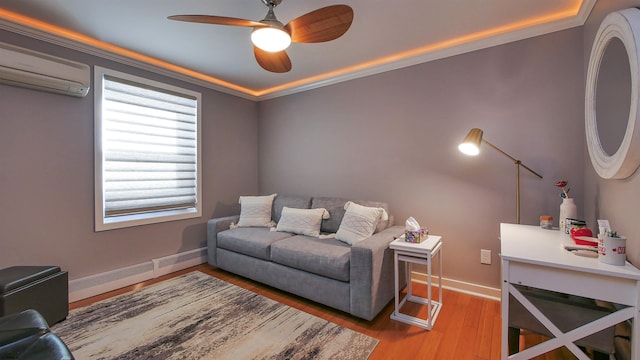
405;216;420;231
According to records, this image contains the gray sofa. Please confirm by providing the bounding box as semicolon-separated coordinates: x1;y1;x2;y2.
207;195;405;321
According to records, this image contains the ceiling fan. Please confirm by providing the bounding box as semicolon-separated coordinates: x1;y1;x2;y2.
168;0;354;73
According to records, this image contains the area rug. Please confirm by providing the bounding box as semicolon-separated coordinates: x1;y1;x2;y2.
52;271;377;359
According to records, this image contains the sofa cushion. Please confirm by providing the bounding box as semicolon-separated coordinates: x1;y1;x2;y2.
311;197;349;234
357;200;391;232
276;207;329;237
336;202;388;245
311;197;391;234
270;236;351;282
272;195;312;223
237;194;277;227
217;228;293;261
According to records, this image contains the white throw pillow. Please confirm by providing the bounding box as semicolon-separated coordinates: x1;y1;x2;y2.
276;207;330;237
236;194;277;227
336;201;388;245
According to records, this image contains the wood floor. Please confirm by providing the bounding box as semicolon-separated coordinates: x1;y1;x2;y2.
70;264;578;359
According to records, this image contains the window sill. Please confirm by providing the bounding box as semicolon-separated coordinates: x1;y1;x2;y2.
95;207;201;231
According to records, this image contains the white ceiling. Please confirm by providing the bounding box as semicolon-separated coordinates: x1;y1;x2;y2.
0;0;594;100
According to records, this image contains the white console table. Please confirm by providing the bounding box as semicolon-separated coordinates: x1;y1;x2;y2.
500;223;640;359
389;235;442;330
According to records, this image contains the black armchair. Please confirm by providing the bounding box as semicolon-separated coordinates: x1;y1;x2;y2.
0;309;73;360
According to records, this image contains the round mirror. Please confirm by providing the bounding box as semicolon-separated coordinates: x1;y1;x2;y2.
596;37;631;156
586;8;640;179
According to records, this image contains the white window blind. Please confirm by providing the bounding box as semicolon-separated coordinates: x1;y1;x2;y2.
95;67;201;230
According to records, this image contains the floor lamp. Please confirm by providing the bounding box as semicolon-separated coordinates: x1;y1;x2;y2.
458;128;543;224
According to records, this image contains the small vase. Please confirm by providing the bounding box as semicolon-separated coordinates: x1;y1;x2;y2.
559;198;577;235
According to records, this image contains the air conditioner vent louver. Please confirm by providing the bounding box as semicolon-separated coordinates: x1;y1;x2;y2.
0;42;90;97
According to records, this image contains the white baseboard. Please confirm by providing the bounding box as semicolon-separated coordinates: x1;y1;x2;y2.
68;247;501;303
411;271;501;301
69;247;208;302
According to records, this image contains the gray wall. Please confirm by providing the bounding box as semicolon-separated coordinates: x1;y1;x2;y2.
583;0;640;268
0;19;594;290
258;28;585;288
0;31;259;280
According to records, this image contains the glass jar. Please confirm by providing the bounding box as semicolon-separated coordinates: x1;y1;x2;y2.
540;215;553;230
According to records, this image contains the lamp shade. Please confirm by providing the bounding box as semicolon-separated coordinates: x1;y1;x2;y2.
251;26;291;52
458;128;484;156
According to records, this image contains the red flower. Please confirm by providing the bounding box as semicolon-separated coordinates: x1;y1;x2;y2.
555;180;570;198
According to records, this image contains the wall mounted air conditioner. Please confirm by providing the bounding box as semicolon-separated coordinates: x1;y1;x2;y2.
0;41;90;97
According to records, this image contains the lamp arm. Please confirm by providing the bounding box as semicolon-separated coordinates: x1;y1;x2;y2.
518;161;543;179
482;139;543;179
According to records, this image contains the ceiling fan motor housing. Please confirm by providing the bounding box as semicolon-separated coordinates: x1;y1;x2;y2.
261;0;282;8
260;7;287;31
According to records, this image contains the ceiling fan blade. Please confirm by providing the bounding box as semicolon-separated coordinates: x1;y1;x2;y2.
168;15;265;27
285;5;353;43
254;47;292;73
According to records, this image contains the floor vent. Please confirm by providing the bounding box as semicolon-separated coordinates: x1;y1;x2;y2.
153;247;208;278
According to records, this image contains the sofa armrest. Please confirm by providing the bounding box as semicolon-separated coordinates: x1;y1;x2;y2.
350;225;405;321
207;215;240;266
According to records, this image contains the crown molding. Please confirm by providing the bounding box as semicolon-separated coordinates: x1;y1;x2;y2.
0;18;257;101
257;0;598;100
0;0;597;102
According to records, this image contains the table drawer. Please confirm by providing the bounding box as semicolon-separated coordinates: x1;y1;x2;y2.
507;261;637;306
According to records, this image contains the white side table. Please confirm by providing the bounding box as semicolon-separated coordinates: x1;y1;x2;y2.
389;235;443;330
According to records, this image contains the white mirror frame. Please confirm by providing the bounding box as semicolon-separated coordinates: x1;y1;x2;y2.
586;8;640;179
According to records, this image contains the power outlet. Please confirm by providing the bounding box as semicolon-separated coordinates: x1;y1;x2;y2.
481;249;491;265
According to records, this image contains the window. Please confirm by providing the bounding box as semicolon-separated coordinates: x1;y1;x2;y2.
94;67;201;231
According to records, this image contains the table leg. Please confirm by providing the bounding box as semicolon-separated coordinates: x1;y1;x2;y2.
633;281;640;359
427;251;432;329
502;260;510;359
394;250;399;317
438;244;442;304
406;260;412;298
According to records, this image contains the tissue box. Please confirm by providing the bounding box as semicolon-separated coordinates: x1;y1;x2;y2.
405;228;428;243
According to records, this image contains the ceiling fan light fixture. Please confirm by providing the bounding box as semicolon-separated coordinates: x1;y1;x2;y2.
167;1;354;72
251;26;291;52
